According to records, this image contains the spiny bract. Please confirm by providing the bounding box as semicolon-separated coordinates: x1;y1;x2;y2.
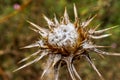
14;4;120;80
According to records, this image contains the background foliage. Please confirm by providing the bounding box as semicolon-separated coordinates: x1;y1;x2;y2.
0;0;120;80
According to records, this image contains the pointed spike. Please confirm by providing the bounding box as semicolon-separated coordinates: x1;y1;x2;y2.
94;24;101;31
29;27;48;38
83;54;104;80
21;43;39;49
29;27;38;33
98;54;105;59
13;51;48;72
82;42;93;49
93;48;120;56
64;7;70;24
27;20;41;30
27;20;48;38
82;15;97;28
18;50;41;63
43;14;54;29
64;56;76;80
89;34;111;39
94;45;111;48
94;25;119;34
52;54;61;67
82;42;111;49
73;3;78;21
72;64;82;80
13;59;37;72
107;53;120;56
61;17;64;24
54;61;61;80
21;40;48;49
89;24;101;34
54;14;59;25
41;54;54;79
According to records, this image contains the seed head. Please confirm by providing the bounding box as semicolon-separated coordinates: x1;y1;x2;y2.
14;4;120;80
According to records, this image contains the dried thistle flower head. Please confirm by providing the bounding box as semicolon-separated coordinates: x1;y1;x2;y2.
14;4;120;80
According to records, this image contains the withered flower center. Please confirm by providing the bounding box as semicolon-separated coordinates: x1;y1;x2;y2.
48;23;80;54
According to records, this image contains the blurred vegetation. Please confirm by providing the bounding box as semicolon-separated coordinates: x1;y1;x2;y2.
0;0;120;80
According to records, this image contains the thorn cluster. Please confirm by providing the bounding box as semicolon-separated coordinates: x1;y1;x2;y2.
14;4;120;80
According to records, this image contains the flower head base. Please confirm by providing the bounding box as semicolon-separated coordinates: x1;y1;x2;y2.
14;4;120;80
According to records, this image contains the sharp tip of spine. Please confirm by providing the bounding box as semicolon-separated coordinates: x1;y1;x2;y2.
73;3;78;19
43;14;49;22
26;20;31;23
20;47;25;49
73;3;77;11
21;45;34;49
13;70;17;73
64;7;68;16
43;14;47;19
20;46;29;49
18;61;23;64
26;20;34;26
90;14;97;21
13;67;23;72
43;14;50;22
111;25;119;29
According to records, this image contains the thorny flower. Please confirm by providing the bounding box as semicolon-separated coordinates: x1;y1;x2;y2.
14;4;120;80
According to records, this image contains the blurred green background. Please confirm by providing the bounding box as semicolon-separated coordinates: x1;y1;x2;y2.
0;0;120;80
